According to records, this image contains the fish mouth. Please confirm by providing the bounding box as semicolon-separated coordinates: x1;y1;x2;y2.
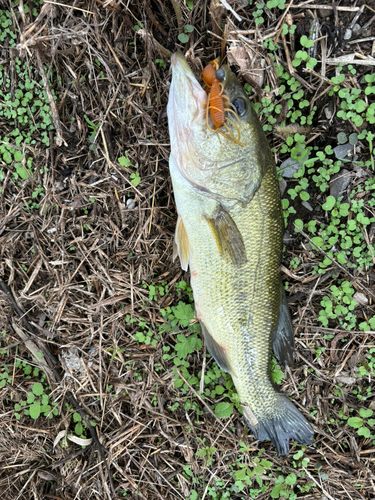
168;53;207;131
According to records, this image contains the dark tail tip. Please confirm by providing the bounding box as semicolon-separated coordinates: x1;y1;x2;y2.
244;396;314;456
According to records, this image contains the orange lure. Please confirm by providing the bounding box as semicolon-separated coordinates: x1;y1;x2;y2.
202;59;243;144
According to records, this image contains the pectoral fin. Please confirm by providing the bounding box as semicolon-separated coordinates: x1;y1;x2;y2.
174;216;190;271
200;321;232;374
205;206;247;267
272;286;295;367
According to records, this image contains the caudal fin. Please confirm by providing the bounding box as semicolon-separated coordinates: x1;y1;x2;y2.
243;396;314;456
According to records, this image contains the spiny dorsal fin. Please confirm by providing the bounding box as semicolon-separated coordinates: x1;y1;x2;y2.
174;216;190;271
205;206;247;267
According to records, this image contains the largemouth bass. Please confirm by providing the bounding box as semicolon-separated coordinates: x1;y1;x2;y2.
167;52;313;455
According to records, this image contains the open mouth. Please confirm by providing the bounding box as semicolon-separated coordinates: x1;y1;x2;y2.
170;53;207;122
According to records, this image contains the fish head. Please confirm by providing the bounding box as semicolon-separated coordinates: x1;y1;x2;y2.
168;53;272;204
168;52;208;148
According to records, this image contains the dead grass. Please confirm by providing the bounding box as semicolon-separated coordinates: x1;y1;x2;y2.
0;1;375;499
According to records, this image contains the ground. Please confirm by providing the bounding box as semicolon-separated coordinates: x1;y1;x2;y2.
0;1;375;499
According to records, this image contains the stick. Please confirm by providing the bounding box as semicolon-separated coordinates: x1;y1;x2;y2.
34;49;67;147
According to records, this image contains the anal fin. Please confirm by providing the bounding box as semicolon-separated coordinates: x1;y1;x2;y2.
272;285;295;367
200;321;232;374
174;216;190;271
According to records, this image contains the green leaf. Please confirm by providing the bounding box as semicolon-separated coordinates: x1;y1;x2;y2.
359;408;373;418
175;333;202;359
215;402;233;418
172;302;195;327
285;472;297;485
14;150;23;162
357;426;370;438
300;35;314;48
29;402;41;419
270;484;284;498
184;24;194;33
270;358;284;385
322;195;336;211
348;417;363;429
118;155;131;167
3;151;12;163
32;382;44;396
75;422;83;435
337;132;347;144
130;171;141;187
27;393;35;404
178;33;189;44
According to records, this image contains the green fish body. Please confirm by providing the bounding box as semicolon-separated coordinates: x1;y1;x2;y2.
167;53;313;455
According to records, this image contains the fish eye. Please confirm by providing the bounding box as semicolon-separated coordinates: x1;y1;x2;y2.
232;98;246;116
215;69;225;82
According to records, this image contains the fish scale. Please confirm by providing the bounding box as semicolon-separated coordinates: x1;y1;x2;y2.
168;52;314;455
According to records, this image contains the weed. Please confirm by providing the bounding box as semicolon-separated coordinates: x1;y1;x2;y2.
318;281;356;329
177;24;194;44
118;152;141;187
196;439;217;466
155;58;166;69
347;408;375;441
11;361;59;421
292;36;318;70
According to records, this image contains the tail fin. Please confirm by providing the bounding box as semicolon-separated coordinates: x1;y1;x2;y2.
243;396;314;456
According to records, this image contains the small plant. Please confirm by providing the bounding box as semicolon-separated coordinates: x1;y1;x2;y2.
318;281;356;330
177;24;194;44
347;408;375;441
118;152;141;187
196;439;217;466
13;372;59;421
155;58;166;69
292;36;317;70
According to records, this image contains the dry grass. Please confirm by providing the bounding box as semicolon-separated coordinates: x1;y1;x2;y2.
0;1;375;499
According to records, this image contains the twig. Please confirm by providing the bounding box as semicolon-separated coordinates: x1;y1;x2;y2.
137;29;172;58
297;353;327;378
325;55;375;66
282;33;294;75
219;0;242;21
362;14;375;32
34;49;66;147
303;467;337;500
349;4;365;30
290;4;361;12
44;1;95;14
348;36;375;44
170;0;184;33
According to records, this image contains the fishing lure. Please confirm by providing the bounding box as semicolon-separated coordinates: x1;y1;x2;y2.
202;59;243;144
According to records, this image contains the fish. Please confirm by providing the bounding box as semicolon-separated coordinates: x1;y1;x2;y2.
167;52;313;455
